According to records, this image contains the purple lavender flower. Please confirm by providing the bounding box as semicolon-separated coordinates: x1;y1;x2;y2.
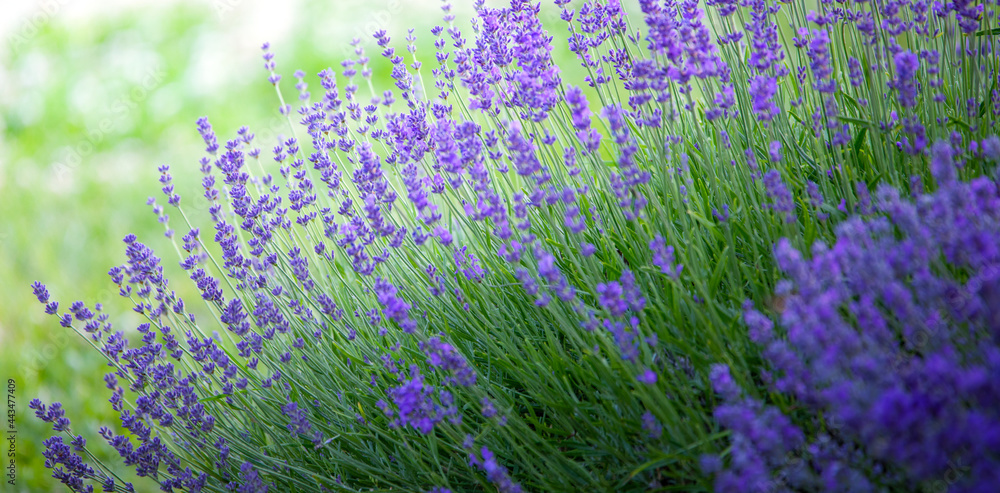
649;234;682;278
565;85;601;154
930;139;957;184
767;140;782;162
763;170;795;223
806;28;835;94
595;280;627;317
31;281;50;304
469;1;561;122
196;116;219;154
420;336;476;386
706;0;738;17
383;366;455;434
237;462;269;493
454;246;486;282
729;151;1000;490
847;57;864;88
641;410;662;439
983;136;1000;162
282;400;312;436
748;76;779;123
374;277;417;333
891;50;920;109
604;316;641;362
705;365;878;493
480;397;497;418
744;0;786;75
713;204;730;223
28;2;1000;492
468;446;523;493
637;368;657;385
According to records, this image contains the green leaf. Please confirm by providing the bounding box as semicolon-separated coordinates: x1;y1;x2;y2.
948;115;972;133
852;126;868;156
981;76;997;117
838;116;874;127
199;389;248;404
839;90;862;112
709;246;731;295
788;109;806;126
620;431;730;487
545;237;565;250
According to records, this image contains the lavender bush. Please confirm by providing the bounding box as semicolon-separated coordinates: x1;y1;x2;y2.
29;0;1000;491
708;143;1000;492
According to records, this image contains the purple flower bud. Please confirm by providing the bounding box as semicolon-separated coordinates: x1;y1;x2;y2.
763;170;796;223
637;368;657;385
892;50;920;109
649;234;682;278
768;140;782;162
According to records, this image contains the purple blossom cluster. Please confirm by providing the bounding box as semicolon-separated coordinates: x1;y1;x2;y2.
33;233;255;490
420;336;477;386
703;366;875;492
706;141;1000;492
378;365;459;434
468;446;523;493
763;170;795;223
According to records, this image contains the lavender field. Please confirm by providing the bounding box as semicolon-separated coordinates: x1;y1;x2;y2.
10;0;1000;491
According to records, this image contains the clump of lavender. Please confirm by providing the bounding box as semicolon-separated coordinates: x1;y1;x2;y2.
29;0;1000;491
706;143;1000;492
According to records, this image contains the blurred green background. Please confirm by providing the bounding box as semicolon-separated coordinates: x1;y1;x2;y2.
0;0;599;490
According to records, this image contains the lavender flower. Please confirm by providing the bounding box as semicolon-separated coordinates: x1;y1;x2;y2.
763;170;795;223
891;50;921;109
420;336;476;386
748;76;779;123
641;411;662;439
468;446;523;493
382;366;456;434
637;368;657;385
374;277;417;333
649;234;682;278
767;140;782;162
728;150;1000;491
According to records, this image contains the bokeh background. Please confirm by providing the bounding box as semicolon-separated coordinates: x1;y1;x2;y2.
0;0;503;490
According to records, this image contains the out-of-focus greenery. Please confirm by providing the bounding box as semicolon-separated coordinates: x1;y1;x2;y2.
1;1;497;490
